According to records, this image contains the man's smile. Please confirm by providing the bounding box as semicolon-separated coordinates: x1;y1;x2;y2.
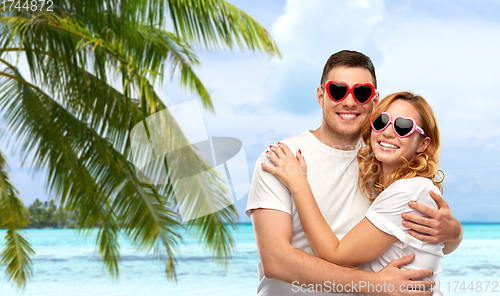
337;112;360;121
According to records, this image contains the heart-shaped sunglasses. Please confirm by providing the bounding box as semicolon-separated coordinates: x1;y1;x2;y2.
370;111;426;138
321;81;376;105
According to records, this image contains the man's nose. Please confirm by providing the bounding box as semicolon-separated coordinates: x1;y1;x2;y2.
341;92;358;108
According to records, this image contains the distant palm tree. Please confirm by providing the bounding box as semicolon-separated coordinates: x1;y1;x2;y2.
0;0;279;289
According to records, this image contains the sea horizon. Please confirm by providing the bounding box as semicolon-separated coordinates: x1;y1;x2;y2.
6;221;500;230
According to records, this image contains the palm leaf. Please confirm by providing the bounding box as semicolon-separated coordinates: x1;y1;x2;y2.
167;0;280;55
51;0;281;56
0;149;34;289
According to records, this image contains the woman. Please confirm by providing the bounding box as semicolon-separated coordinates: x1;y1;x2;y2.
262;92;444;295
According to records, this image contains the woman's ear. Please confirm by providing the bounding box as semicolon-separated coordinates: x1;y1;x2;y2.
417;137;431;153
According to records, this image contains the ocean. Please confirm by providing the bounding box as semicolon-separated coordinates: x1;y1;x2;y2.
0;223;499;296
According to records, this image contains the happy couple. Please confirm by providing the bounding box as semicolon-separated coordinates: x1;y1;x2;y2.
246;50;463;295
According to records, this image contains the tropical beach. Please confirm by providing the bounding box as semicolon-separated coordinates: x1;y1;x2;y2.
1;0;500;295
1;223;500;295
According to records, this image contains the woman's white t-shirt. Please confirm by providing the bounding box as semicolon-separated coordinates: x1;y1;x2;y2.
361;176;445;296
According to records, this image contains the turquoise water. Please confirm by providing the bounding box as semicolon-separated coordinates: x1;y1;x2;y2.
0;223;499;295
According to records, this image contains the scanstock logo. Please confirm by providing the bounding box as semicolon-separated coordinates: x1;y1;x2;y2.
130;100;249;221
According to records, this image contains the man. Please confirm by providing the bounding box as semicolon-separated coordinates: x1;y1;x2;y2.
246;50;463;295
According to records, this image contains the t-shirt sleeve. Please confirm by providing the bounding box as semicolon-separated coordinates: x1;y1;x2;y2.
365;186;415;248
365;178;440;248
245;151;293;217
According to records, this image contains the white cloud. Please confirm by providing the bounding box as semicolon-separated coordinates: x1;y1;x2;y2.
266;0;385;113
271;0;385;56
373;17;500;145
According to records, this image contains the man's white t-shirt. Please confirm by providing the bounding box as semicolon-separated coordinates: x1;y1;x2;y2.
246;130;371;295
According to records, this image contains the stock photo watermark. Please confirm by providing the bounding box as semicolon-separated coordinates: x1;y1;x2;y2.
291;280;499;294
130;100;250;222
291;281;428;294
1;0;54;11
443;281;499;293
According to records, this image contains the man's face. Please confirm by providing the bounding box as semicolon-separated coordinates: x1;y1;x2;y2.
317;66;379;141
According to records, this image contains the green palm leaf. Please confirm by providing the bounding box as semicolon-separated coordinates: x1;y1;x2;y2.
0;149;34;289
167;0;280;54
0;0;280;288
0;65;182;277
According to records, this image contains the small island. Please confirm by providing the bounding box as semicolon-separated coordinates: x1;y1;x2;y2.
24;199;76;229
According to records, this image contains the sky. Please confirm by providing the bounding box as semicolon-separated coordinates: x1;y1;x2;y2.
2;0;500;223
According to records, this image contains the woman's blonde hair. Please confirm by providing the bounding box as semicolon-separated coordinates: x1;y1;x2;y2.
357;92;444;202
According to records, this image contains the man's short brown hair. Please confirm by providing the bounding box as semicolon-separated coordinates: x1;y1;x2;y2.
320;50;377;88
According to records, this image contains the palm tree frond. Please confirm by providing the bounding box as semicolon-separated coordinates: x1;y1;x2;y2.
167;0;281;56
0;149;34;289
0;65;187;279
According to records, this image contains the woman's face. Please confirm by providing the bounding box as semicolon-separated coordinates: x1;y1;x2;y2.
370;99;430;173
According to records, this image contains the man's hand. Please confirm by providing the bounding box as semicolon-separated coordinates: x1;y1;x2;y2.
373;254;434;296
401;191;463;254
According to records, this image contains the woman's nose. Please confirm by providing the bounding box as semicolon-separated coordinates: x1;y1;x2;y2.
382;123;396;138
